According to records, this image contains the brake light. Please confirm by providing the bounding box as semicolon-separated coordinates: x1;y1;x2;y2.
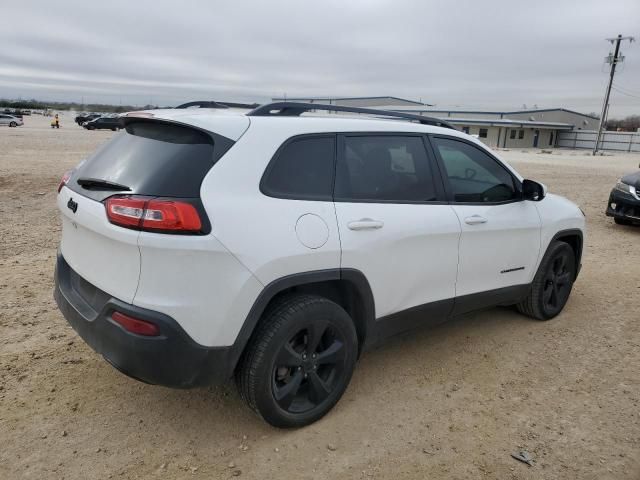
111;311;160;336
58;170;72;193
105;195;202;233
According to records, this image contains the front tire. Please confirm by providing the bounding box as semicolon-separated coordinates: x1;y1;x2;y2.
517;241;576;320
236;294;358;428
9;121;16;127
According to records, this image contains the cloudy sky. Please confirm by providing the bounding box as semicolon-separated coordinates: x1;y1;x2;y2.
1;0;639;116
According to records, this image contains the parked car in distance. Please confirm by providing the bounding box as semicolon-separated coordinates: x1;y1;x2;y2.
3;109;23;119
606;165;640;225
83;116;123;131
0;114;24;127
54;102;586;427
75;113;101;125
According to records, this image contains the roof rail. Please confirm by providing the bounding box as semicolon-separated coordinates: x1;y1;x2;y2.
175;100;261;110
175;101;229;109
248;102;456;129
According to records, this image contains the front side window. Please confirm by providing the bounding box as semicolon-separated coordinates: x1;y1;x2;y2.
432;137;519;203
336;135;438;202
261;136;335;200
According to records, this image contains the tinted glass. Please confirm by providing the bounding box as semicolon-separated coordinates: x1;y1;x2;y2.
262;136;335;200
433;137;519;203
69;121;220;202
336;136;438;202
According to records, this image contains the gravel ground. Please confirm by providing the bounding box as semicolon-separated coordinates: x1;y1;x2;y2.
1;115;639;479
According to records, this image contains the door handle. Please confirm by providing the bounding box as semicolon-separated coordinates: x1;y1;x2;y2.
347;218;384;231
464;214;488;225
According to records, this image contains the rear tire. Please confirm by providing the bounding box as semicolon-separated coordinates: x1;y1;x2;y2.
517;241;576;320
236;294;358;428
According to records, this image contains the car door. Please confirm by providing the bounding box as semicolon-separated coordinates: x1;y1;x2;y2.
429;135;541;314
334;133;461;336
0;115;8;125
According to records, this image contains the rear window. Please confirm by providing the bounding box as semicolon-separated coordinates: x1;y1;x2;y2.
69;121;233;201
261;135;335;200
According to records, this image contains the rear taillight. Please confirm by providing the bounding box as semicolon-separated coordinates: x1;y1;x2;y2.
105;195;202;233
111;311;160;336
58;170;72;193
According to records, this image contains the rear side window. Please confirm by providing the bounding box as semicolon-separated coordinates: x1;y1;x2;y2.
335;135;438;202
261;136;335;200
69;121;232;202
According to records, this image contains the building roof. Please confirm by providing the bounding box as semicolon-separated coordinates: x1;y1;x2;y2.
272;96;429;106
445;117;574;130
390;106;598;120
505;108;599;119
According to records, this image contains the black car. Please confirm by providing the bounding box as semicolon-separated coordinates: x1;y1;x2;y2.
75;113;101;125
83;116;123;131
606;166;640;225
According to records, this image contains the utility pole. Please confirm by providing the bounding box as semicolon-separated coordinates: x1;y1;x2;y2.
593;34;635;155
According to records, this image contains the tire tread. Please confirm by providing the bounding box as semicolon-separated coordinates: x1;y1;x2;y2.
236;294;339;421
517;240;574;320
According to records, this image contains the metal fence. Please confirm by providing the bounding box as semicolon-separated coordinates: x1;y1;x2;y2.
557;130;640;152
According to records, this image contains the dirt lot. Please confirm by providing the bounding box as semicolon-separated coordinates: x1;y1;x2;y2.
1;114;639;479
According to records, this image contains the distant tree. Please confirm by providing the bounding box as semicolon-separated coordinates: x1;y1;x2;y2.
606;115;640;131
0;98;146;113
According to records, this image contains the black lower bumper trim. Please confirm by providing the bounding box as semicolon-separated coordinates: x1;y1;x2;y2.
606;189;640;223
54;253;234;388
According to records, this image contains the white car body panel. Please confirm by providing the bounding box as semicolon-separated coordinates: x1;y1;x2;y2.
534;193;586;270
450;201;541;296
57;186;141;304
335;203;460;318
134;108;251;141
133;232;263;347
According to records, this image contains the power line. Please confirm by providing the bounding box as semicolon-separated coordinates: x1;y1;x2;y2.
612;82;640;96
593;34;635;155
611;86;640;99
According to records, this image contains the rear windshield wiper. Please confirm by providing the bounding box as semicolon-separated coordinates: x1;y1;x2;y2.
76;177;131;191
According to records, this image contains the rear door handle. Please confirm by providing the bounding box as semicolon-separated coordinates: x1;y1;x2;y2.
464;214;488;225
347;218;384;230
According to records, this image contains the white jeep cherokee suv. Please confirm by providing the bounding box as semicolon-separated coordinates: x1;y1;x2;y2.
54;102;585;427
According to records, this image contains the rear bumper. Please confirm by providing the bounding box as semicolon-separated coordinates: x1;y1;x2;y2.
606;188;640;223
54;253;235;388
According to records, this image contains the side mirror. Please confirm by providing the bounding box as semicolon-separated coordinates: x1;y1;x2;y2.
522;179;546;201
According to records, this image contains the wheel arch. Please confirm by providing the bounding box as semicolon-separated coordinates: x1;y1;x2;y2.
228;269;375;376
549;229;583;280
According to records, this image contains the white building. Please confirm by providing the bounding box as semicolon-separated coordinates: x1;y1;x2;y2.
274;96;599;149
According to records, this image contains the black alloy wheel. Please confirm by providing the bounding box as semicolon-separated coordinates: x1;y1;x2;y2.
517;240;576;320
237;294;357;428
272;320;346;413
542;250;573;315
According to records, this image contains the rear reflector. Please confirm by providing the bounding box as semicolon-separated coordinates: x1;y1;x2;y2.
111;311;160;336
105;195;202;233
